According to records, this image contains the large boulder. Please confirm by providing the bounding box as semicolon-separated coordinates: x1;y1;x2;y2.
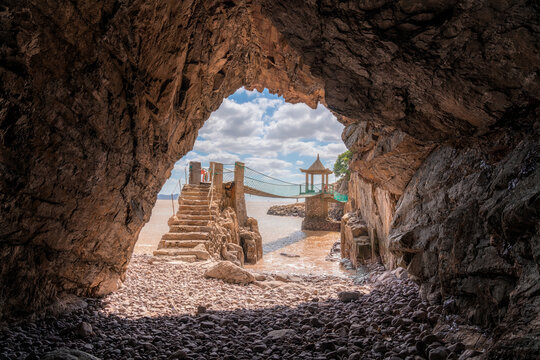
204;261;256;284
42;349;100;360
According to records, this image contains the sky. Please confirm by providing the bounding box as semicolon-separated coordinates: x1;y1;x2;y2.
159;87;347;195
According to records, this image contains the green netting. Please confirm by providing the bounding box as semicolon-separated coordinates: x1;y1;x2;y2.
333;192;348;202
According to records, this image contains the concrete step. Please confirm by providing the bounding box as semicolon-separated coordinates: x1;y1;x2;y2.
180;192;209;197
176;209;213;217
158;239;208;248
181;192;210;198
176;214;214;221
183;188;210;192
183;186;210;192
153;248;210;260
169;225;212;233
180;199;210;206
162;232;209;240
179;204;210;210
170;219;210;226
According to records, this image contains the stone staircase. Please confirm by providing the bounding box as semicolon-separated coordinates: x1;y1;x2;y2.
153;183;217;262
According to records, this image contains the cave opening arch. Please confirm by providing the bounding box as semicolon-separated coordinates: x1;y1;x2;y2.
1;4;538;355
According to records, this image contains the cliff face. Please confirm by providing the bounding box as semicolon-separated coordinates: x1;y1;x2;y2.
0;0;539;354
0;0;322;316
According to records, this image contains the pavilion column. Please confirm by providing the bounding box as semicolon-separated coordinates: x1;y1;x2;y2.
326;174;329;190
310;174;314;191
305;173;308;193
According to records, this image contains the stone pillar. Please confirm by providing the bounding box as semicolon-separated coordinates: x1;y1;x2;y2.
305;196;328;219
234;161;247;226
210;162;223;193
302;195;333;230
189;161;201;185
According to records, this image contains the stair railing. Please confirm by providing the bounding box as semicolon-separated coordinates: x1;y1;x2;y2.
170;178;182;217
207;166;216;210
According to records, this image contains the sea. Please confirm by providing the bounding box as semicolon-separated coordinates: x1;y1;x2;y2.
134;195;346;276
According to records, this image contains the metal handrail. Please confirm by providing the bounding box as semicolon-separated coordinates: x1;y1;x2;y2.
207;166;216;210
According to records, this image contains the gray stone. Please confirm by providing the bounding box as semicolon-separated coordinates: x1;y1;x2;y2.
267;329;295;340
76;322;93;338
338;291;361;302
429;347;449;360
42;349;100;360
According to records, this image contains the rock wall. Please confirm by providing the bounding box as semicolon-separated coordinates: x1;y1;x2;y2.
389;136;539;332
0;1;539;353
207;187;263;266
340;212;371;268
0;0;322;318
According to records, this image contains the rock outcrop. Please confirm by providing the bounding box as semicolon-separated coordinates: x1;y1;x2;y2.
340;212;372;267
239;217;263;264
0;1;538;356
267;203;305;217
204;261;256;285
389;138;539;341
268;202;343;221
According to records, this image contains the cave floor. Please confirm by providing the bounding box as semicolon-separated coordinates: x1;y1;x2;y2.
0;255;489;360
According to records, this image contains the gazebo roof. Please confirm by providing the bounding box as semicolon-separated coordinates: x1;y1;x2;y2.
300;154;333;174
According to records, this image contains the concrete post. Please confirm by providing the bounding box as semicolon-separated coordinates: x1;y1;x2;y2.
305;195;329;218
234;161;247;226
189;161;201;185
210;162;223;193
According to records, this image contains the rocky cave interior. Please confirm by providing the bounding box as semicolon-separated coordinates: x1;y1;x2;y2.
0;0;538;358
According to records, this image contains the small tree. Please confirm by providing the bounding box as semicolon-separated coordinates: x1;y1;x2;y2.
333;150;352;180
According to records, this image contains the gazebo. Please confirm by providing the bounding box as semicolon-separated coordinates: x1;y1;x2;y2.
300;154;333;193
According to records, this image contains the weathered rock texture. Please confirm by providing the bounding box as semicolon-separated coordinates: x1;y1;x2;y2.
239;217;263;264
389;138;539;339
267;203;306;217
340;212;372;268
0;0;539;356
204;261;256;285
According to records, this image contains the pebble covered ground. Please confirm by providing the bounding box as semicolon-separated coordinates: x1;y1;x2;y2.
0;255;488;360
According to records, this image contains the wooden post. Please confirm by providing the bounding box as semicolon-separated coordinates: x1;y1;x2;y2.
305;173;308;193
310;173;314;192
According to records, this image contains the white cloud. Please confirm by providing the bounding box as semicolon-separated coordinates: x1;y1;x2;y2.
198;99;267;138
160;88;347;193
235;87;257;97
265;103;343;142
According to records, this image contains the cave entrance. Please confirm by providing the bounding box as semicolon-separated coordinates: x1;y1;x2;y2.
135;87;348;276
